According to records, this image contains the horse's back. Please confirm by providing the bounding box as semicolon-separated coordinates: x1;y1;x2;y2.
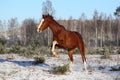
74;32;83;40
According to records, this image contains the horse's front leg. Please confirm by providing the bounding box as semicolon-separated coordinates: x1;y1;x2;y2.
51;41;60;58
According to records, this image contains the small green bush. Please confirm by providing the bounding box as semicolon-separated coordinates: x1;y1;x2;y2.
0;43;6;54
21;45;42;57
101;48;110;59
89;49;96;55
8;44;21;53
35;46;51;56
52;64;69;74
23;50;34;58
33;56;45;65
0;38;7;45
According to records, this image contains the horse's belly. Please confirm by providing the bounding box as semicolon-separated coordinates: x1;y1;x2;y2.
57;41;77;50
66;43;77;49
65;35;78;49
63;39;78;49
56;31;79;50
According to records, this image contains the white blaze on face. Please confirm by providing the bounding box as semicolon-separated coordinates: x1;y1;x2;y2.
37;19;44;32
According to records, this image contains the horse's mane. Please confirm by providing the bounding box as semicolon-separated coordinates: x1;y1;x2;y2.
59;25;66;29
50;16;66;29
43;14;66;30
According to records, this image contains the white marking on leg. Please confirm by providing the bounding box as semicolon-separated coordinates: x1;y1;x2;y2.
51;41;58;56
69;61;73;72
84;61;88;73
37;19;44;32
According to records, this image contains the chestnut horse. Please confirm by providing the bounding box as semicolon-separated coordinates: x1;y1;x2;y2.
37;14;87;72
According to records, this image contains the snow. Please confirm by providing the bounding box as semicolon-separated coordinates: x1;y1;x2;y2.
0;54;120;80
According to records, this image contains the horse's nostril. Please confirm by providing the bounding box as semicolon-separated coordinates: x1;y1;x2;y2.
37;29;42;33
37;29;40;32
40;30;42;33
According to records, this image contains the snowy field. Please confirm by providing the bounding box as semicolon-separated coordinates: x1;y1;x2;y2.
0;54;120;80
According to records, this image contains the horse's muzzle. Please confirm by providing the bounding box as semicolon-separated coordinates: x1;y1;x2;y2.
37;29;42;33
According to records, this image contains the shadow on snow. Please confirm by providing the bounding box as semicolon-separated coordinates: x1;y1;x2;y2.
0;59;49;67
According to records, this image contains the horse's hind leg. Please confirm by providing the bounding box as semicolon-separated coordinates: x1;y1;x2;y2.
51;41;60;58
68;49;74;72
78;44;87;72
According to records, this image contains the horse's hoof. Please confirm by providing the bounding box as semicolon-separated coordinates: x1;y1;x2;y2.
68;67;72;73
68;69;72;73
53;54;60;58
54;55;60;58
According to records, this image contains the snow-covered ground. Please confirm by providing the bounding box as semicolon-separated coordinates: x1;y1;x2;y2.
0;54;119;80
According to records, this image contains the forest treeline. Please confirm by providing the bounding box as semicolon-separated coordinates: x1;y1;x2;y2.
0;11;120;50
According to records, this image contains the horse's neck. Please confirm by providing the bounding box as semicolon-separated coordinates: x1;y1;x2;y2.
49;20;64;35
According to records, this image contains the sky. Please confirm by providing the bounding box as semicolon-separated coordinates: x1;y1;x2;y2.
0;0;119;22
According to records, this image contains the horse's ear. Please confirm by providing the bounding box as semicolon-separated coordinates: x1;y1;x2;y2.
42;14;45;18
45;13;50;17
47;14;53;18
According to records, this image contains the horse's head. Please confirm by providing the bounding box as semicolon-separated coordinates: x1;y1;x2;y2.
37;14;53;33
